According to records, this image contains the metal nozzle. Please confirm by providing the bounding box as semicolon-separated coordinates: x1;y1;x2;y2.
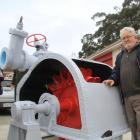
16;16;23;30
19;16;23;23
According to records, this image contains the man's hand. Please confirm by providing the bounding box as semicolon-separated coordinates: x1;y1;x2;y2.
103;79;115;86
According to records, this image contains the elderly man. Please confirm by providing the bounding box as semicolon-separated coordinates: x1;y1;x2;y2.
103;27;140;140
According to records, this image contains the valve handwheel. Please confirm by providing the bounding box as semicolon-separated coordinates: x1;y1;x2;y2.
26;34;46;47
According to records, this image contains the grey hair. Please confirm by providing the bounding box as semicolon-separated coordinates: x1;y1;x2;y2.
120;27;137;38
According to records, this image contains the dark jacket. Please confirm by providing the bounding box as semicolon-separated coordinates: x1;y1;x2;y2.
109;44;140;103
109;43;140;87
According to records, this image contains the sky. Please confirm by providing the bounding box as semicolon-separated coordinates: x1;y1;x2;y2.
0;0;124;58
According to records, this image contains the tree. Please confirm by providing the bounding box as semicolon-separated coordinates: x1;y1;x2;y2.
79;34;97;58
79;0;140;58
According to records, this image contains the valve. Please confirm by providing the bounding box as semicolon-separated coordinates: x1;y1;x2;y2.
26;34;46;47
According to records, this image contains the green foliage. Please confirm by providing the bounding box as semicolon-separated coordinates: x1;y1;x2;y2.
79;0;140;58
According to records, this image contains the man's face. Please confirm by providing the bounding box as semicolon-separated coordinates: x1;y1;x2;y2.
121;31;138;51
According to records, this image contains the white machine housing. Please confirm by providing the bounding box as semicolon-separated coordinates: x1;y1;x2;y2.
16;53;129;140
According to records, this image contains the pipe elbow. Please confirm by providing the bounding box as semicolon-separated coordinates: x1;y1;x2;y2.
0;47;37;71
0;47;24;70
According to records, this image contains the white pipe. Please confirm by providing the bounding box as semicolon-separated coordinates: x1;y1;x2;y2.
0;17;37;71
